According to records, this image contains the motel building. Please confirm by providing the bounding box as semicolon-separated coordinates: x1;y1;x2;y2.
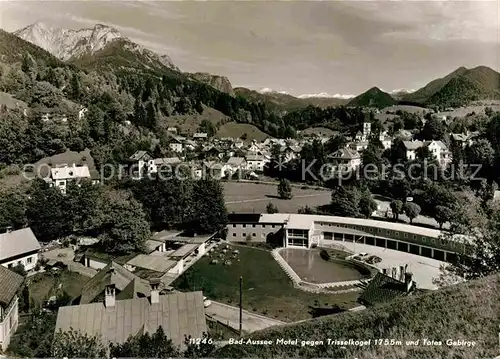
227;213;467;263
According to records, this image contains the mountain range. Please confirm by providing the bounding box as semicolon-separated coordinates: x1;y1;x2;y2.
5;21;500;111
14;22;178;72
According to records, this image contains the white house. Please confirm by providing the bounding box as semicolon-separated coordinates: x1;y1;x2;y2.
0;228;41;271
147;157;181;174
281;145;301;162
379;132;393;150
245;153;266;172
355;122;372;142
350;141;369;152
78;106;88;121
0;265;24;351
226;156;246;170
48;164;97;194
426;140;452;167
169;136;185;153
327;148;361;172
402;140;424;161
193;133;208;141
128;151;153;177
402;140;451;166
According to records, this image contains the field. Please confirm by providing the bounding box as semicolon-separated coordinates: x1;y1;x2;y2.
0;91;27;110
301;126;339;137
223;181;331;213
214;273;500;359
172;244;359;322
216;122;270;142
161;105;229;135
28;269;90;307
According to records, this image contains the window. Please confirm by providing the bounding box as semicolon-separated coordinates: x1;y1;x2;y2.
232;233;236;237
262;224;266;228
252;224;256;228
8;263;13;268
242;224;246;228
27;257;33;264
413;235;417;239
261;233;266;238
377;228;382;233
394;232;399;236
386;230;391;235
272;225;275;228
252;233;256;237
404;233;408;238
242;233;246;237
232;224;236;228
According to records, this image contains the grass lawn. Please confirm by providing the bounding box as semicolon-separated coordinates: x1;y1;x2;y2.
223;181;332;213
28;269;90;307
215;122;270;142
172;244;359;322
214;273;500;359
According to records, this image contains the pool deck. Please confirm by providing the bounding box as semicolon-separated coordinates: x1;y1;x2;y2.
338;242;444;290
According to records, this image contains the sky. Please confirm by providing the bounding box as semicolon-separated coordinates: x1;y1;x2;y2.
0;0;499;97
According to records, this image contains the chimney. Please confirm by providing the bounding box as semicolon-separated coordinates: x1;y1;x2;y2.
150;278;160;304
105;284;116;308
404;272;413;293
399;265;405;282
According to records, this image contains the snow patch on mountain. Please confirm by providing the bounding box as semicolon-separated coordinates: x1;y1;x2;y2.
298;92;355;99
259;87;290;95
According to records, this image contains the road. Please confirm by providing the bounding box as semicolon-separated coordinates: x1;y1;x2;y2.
225;193;327;205
205;300;286;333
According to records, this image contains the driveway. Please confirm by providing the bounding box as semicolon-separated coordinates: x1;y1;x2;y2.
205;300;286;333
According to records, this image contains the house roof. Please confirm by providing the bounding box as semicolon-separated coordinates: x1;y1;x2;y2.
402;140;424;151
451;133;468;142
162;234;214;244
227;157;246;166
257;213;442;238
55;291;207;347
144;239;164;253
127;254;178;273
168;244;199;258
246;153;264;161
151;230;183;242
129;151;150;161
328;148;360;160
116;277;149;301
358;272;411;306
228;213;261;224
51;165;91;180
0;228;41;262
80;262;149;304
427;140;448;150
153;157;181;166
0;265;24;307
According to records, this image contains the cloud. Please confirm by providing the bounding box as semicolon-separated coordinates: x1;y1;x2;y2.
390;89;416;94
298;93;355;99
